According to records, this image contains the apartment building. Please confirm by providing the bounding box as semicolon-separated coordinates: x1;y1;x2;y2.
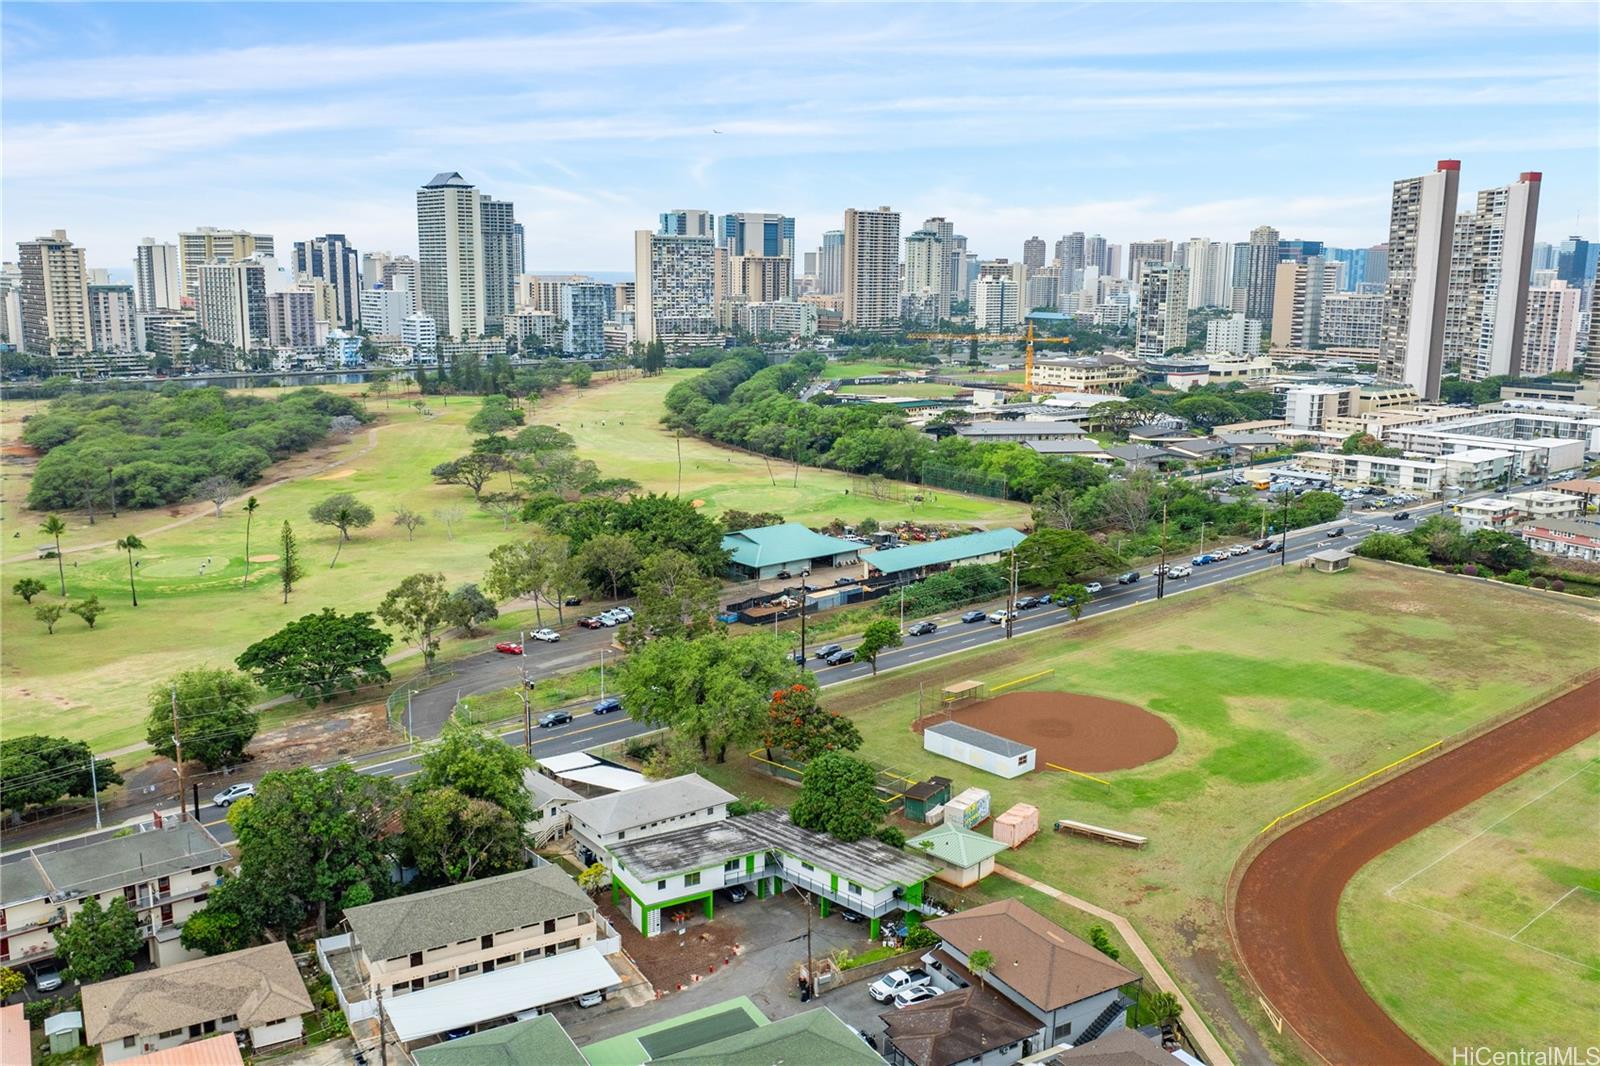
1520;280;1582;376
1455;174;1541;381
1271;257;1342;349
1519;517;1600;564
633;231;716;346
133;238;183;313
291;234;361;329
731;255;793;303
196;260;268;351
738;300;818;337
1455;497;1521;532
178;227;272;299
843;206;902;332
1380;161;1460;398
89;283;137;352
358;284;412;339
1506;490;1580;522
1205;312;1262;358
1276;384;1358;430
1;823;231;972
1320;290;1383;348
973;275;1019;331
567;774;734;869
1030;356;1140;393
416;172;486;339
1299;448;1515;493
559;281;616;356
1135;263;1187;357
16;229;91;356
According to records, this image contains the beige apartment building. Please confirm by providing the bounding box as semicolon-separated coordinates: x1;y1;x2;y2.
178;226;273;299
16;229;90;356
1032;356;1140;393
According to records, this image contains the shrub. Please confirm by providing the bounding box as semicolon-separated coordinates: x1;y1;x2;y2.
905;924;940;950
1531;576;1549;590
1551;578;1566;592
874;825;907;848
1462;563;1479;576
1499;569;1531;586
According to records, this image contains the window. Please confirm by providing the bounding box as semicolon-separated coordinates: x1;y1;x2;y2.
544;918;556;934
159;1029;182;1039
428;972;449;983
800;861;814;871
123;1037;137;1049
220;1015;237;1025
684;872;701;887
848;882;862;895
724;860;739;872
557;939;579;953
409;952;423;967
481;934;494;950
497;954;516;966
460;963;480;975
657;880;667;891
523;949;540;960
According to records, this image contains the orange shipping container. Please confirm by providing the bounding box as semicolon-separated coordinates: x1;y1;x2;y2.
993;803;1040;849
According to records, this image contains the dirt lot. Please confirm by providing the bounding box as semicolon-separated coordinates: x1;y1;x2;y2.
596;895;745;993
914;690;1178;772
1233;676;1600;1065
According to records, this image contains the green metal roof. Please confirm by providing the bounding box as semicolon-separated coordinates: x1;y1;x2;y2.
414;1015;586;1066
655;1007;885;1065
908;822;1010;868
720;523;861;570
867;527;1025;575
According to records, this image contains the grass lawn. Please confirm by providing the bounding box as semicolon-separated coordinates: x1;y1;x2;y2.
757;564;1599;1062
1340;740;1600;1058
820;360;926;380
834;382;965;399
528;371;1028;528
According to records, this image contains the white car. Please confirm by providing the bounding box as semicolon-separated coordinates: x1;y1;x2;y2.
1229;544;1250;556
530;628;560;643
987;610;1012;624
1168;565;1192;578
596;613;619;627
212;783;255;808
1084;582;1103;594
612;606;635;620
870;968;932;1002
893;985;946;1009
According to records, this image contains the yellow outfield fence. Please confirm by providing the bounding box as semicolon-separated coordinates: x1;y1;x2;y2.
1046;761;1111;786
1258;739;1444;834
990;668;1055;695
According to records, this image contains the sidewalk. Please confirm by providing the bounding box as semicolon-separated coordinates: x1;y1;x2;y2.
992;865;1236;1066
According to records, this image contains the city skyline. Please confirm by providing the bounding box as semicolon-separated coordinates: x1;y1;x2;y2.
4;2;1598;273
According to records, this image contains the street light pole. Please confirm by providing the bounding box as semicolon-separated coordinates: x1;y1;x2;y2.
1156;502;1168;600
1005;548;1017;639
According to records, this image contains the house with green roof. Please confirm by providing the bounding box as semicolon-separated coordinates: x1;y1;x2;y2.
720;523;861;579
866;528;1025;579
656;1007;885;1065
413;1015;586;1066
907;822;1010;888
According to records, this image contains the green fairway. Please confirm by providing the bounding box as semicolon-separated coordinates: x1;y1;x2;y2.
835;382;964;398
529;371;1027;528
1340;742;1600;1058
820;360;924;379
805;563;1599;1062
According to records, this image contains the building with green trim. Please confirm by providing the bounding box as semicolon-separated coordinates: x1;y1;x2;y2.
907;822;1010;887
607;809;937;941
721;523;862;580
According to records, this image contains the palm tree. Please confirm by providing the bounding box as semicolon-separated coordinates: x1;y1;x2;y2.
115;534;145;606
241;496;260;590
1145;990;1183;1036
968;948;994;991
40;515;67;596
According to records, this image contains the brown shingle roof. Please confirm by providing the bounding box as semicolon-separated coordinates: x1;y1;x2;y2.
880;986;1040;1066
1052;1027;1176;1065
82;942;311;1045
927;899;1136;1011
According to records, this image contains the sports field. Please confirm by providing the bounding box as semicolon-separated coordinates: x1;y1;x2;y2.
528;371;1027;527
1340;739;1600;1058
834;382;964;399
819;360;922;379
808;563;1599;1063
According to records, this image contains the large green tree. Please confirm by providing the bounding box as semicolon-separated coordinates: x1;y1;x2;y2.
574;533;643;599
53;896;142;983
0;735;123;811
617;631;797;761
146;668;261;769
415;717;535;823
377;572;451;669
235;608;393;705
1015;528;1125;588
482;532;573;625
403;786;525;886
789;752;884;842
178;874;263;956
763;684;860;762
230;765;401;934
631;549;722;644
854;619;902;675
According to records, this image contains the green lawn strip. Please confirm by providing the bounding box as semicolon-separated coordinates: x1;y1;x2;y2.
835;382;964;399
820;361;924;380
454;666;608;725
1339;742;1600;1057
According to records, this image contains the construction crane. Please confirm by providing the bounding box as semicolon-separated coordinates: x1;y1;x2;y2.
906;322;1073;393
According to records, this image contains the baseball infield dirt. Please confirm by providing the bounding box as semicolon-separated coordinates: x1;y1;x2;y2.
914;690;1178;771
1233;676;1600;1065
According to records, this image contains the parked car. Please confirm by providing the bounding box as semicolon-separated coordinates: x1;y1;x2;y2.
838;909;865;923
790;650;807;666
494;641;524;655
592;696;622;715
835;577;855;586
577;991;605;1008
1015;596;1039;609
960;610;987;623
444;1028;474;1041
724;885;749;903
1084;582;1103;594
578;616;604;629
563;596;583;606
1193;554;1214;565
825;647;856;665
612;605;635;620
538;711;573;728
1151;563;1169;576
530;628;560;643
1393;511;1412;521
595;614;619;627
907;621;938;636
1229;544;1250;556
893;985;946;1009
814;643;843;660
987;609;1011;624
212;782;255;808
1038;593;1053;605
1116;571;1139;585
777;569;793;579
33;966;62;993
869;969;932;1002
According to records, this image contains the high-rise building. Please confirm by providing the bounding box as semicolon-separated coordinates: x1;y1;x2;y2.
266;290;319;347
361;252;392;290
88;283;136;352
903;225;954;323
1519;280;1581;375
1026;266;1061;312
358;285;413;338
292;234;361;328
0;262;23;348
659;210;715;238
1244;225;1281;326
197;259;268;352
1365;244;1390;288
731;256;793;303
817;230;845;295
633;231;716;345
1556;236;1592;285
1022;236;1046;274
402;313;438;355
1105;244;1122;281
560;281;617;356
1136;264;1188;357
1127;240;1172;284
178;227;272;299
479;197;519;331
382;256;420;313
842;206;901;332
1530;241;1556;275
802;251;818;277
133;238;182;312
1055;232;1086;279
973;275;1020;331
511;221;526;281
16;229;90;356
720;213;796;262
1270;257;1342;349
1379;160;1460;399
1178;239;1235;309
1319;291;1384;348
1206;313;1263;358
416;172;486;340
1083;235;1108;275
1277;239;1325;263
1455;173;1541;381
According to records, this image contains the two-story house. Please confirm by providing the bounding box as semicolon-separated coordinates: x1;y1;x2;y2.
607;808;937;940
81;942;312;1063
523;769;582;848
323;865;623;1046
1;823;231;974
566;774;735;869
921;901;1137;1052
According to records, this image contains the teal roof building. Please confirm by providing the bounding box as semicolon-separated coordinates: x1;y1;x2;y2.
720;523;862;579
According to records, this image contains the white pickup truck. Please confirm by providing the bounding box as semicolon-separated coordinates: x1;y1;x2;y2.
869;968;932;1002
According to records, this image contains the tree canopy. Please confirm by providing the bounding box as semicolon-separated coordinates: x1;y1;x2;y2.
235;608;393;705
0;735;123;812
1016;529;1125;588
617;631;798;761
415;717;535;823
789;752;884;842
146;667;261;769
763;684;861;762
53;896;142;983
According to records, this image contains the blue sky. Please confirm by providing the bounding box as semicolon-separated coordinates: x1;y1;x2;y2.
4;2;1597;274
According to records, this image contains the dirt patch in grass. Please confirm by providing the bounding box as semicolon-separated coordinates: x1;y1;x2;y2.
314;468;357;480
248;554;280;563
915;690;1177;772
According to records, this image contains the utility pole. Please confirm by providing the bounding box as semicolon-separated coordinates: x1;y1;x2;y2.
800;584;809;661
599;650;607;698
89;754;101;830
1005;548;1017;639
520;672;533;756
1280;489;1290;567
795;887;818;1001
376;983;388;1066
1156;502;1168;600
405;689;415;743
171;685;186;822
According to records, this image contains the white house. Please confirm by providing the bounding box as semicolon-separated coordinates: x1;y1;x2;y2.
923;721;1036;779
1455;497;1521;532
566;774;735;869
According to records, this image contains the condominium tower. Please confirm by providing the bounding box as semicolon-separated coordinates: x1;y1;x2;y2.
16;230;90;356
1136;264;1189;357
1379;160;1461;399
1454;173;1541;381
416;172;486;339
1243;225;1281;325
633;230;716;345
479;197;520;331
133;238;182;312
178;227;273;299
842;206;902;332
292;234;361;328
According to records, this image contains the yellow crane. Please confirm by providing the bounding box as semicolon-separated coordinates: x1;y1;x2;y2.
906;322;1073;393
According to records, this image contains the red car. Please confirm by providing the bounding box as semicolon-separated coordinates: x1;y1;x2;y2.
494;642;524;655
578;616;604;629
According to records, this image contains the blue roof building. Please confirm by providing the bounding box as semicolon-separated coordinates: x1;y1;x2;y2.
720;523;862;580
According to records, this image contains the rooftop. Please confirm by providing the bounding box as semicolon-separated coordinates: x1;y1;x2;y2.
868;527;1025;575
1053;1028;1182;1065
81;942;312;1046
413;1014;586;1066
123;1034;246;1066
1104;445;1178;463
345;866;593;962
656;1006;885;1066
424;171;473;188
957;420;1086;438
580;996;767;1066
925;720;1034;758
383;947;619;1043
609;818;764;882
1024;439;1111;456
879;985;1039;1066
1520;516;1600;538
3;823;231;908
523;769;582;806
566;774;735;836
927;899;1136;1012
720;523;861;570
907;822;1011;868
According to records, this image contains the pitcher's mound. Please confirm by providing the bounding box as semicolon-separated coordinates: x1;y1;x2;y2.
916;690;1176;772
